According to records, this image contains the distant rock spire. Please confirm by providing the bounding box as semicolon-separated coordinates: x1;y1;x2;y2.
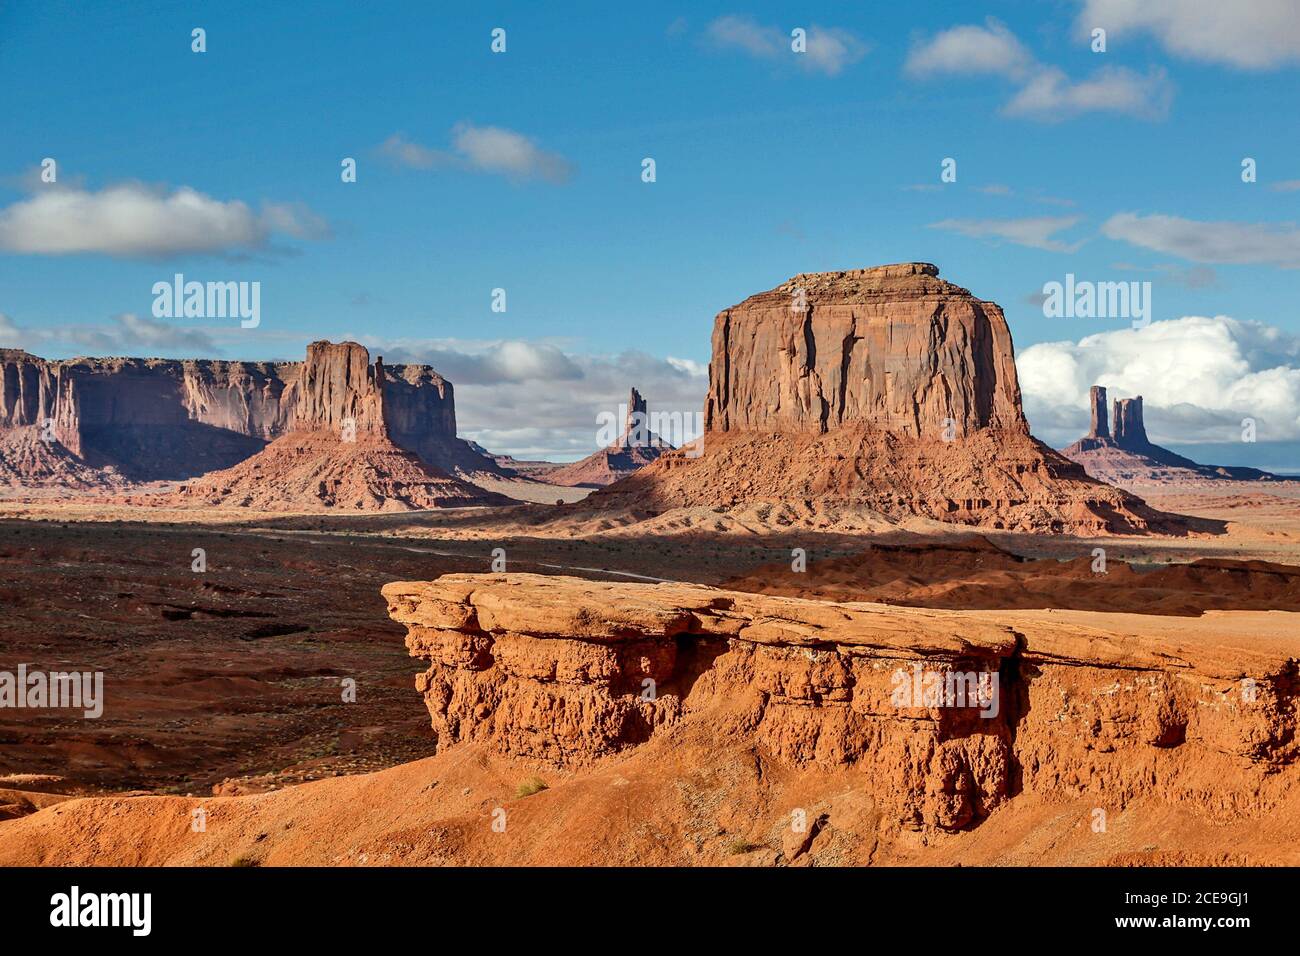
1112;396;1147;449
1088;385;1110;440
621;387;649;447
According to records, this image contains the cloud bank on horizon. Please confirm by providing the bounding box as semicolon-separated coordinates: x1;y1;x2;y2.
1019;315;1300;449
338;335;708;461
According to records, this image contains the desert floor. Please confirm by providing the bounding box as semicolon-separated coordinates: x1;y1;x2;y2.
3;484;1300;864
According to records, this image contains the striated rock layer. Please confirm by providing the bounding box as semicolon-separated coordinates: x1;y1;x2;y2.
704;262;1025;437
176;342;507;511
594;264;1181;534
0;343;502;485
5;573;1299;866
384;573;1300;836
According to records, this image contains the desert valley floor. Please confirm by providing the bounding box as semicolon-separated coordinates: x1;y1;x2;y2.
3;480;1300;866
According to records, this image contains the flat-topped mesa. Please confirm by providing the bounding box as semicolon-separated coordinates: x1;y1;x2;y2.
705;262;1027;439
0;341;499;484
591;264;1190;534
292;340;387;437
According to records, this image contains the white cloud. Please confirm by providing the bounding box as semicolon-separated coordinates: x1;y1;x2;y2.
451;124;573;183
1018;315;1300;445
929;216;1084;252
347;335;709;460
0;183;329;257
803;25;871;75
708;14;782;58
906;18;1173;120
706;16;868;75
378;124;573;183
376;133;441;169
0;311;217;356
354;337;583;386
1102;212;1300;268
1078;0;1300;69
905;19;1034;79
1004;65;1172;121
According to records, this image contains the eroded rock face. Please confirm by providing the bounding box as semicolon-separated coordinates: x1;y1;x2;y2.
385;574;1300;832
1113;395;1146;448
706;263;1026;439
592;265;1181;534
1088;385;1110;440
175;342;508;510
293;341;385;436
0;342;491;484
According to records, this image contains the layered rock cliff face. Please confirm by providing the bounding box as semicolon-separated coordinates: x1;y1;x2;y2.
0;343;498;485
1;350;290;482
596;264;1181;534
5;573;1298;866
293;340;385;435
1062;385;1278;487
176;342;507;510
705;263;1026;438
385;573;1300;840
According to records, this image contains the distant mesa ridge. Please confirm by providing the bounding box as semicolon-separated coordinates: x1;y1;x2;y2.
0;342;502;485
174;340;508;511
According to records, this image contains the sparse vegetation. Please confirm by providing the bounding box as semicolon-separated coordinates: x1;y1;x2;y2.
229;855;261;867
726;837;759;855
515;776;549;798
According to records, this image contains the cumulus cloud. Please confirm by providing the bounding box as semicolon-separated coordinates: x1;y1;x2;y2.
0;182;329;257
928;216;1084;252
906;18;1173;120
378;124;573;183
354;337;583;386
1102;212;1300;268
1018;315;1300;446
0;311;218;357
1077;0;1300;69
905;19;1034;79
347;335;709;460
1004;65;1172;121
706;16;868;75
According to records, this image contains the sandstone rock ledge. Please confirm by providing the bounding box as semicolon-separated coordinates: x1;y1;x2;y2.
385;574;1300;833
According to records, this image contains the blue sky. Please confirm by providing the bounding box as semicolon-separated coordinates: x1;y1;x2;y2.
3;1;1300;461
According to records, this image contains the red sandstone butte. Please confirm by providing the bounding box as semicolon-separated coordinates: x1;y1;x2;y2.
0;341;509;486
176;341;507;511
595;263;1183;534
